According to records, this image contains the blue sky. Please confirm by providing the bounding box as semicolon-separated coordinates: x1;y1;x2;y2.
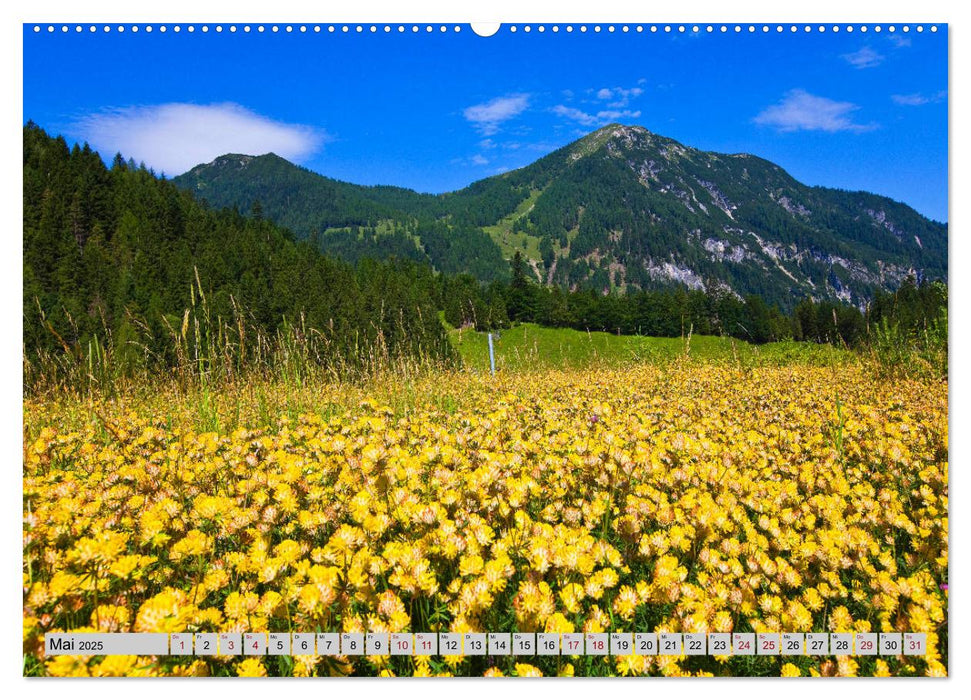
23;24;948;221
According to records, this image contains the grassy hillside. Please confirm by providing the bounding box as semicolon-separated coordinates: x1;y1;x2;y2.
449;322;853;372
481;188;545;269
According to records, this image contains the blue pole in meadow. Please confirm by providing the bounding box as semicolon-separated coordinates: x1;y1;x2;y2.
488;333;495;376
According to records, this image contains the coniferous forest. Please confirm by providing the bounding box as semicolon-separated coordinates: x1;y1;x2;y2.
23;123;455;384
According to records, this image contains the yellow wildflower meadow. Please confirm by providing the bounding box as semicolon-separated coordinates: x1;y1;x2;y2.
23;363;947;677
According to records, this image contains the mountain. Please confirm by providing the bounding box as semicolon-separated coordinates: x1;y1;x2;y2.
174;124;947;310
173;153;509;281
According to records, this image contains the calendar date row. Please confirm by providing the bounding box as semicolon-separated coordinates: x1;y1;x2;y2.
47;631;927;658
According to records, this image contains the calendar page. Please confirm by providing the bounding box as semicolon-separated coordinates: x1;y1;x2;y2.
22;15;948;679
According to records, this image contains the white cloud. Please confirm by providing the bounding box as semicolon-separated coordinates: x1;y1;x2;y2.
552;105;641;127
463;94;530;135
597;109;642;121
450;153;492;168
478;138;497;149
888;34;912;48
842;46;884;69
892;90;947;106
753;90;875;133
892;94;928;106
552;105;600;126
74;102;326;175
594;85;645;108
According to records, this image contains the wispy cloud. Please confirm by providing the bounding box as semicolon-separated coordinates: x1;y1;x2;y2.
552;105;600;126
552;105;641;127
449;153;492;168
507;141;564;152
594;85;645;108
754;89;876;133
598;109;642;121
892;90;947;106
550;81;647;129
74;102;325;175
842;46;884;69
463;94;530;135
888;34;912;48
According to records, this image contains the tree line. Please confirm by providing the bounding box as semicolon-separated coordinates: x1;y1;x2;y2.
443;252;947;349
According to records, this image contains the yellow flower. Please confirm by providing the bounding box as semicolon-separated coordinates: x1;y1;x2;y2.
559;582;585;614
90;604;130;632
134;588;193;633
91;656;140;677
616;654;650;676
170;660;209;677
47;656;90;677
224;590;259;620
926;661;948;677
170;529;212;561
612;585;639;621
236;658;267;677
545;612;574;634
515;664;543;677
459;554;484;577
67;531;128;567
